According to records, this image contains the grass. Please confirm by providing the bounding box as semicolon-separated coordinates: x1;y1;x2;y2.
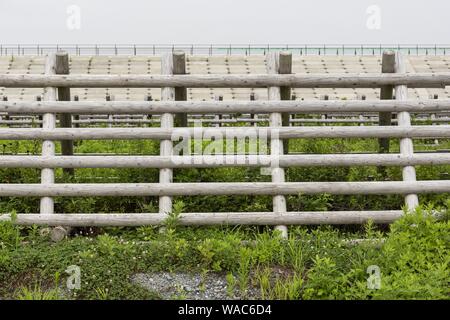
0;136;449;300
0;208;448;299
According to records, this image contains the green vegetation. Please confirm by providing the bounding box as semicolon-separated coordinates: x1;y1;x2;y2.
0;207;448;299
0;135;449;299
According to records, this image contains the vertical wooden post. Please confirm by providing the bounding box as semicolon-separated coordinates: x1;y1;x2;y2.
2;96;8;126
173;51;188;127
291;94;297;123
55;51;74;176
250;93;258;127
431;94;439;145
320;95;328;126
73;95;80;129
266;51;288;238
146;95;153;124
159;53;175;216
218;95;223;123
106;94;114;128
214;95;223;127
73;96;80;149
279;52;292;154
395;52;419;211
378;51;395;153
41;54;57;215
35;96;42;128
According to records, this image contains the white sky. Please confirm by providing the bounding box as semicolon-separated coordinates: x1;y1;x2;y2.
0;0;449;44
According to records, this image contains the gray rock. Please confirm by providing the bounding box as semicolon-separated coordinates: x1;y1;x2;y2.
131;272;260;300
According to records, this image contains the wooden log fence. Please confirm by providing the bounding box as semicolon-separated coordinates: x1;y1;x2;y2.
0;51;449;234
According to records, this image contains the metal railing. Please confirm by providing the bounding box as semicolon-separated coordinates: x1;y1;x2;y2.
0;44;449;56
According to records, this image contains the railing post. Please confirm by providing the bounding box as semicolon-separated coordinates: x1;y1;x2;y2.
173;51;187;127
266;51;288;239
159;53;175;217
55;51;74;176
395;51;419;211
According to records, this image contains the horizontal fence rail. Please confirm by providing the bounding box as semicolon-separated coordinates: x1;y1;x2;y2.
0;115;449;126
0;211;404;226
0;126;448;140
0;118;449;126
0;154;449;168
0;73;450;88
0;181;449;197
1;100;450;114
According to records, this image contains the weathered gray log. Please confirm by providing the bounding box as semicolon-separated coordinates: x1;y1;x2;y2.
0;181;448;196
0;153;448;168
0;211;404;226
1;100;449;114
40;54;56;215
379;51;395;154
267;52;288;238
159;52;174;216
50;226;69;242
56;51;74;176
0;126;447;140
0;73;449;88
395;52;419;210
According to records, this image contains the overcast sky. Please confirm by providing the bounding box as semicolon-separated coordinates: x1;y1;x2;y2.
0;0;448;44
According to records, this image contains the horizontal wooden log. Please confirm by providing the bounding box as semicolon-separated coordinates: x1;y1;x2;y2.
0;126;448;140
0;73;449;88
0;117;449;125
0;153;449;168
2;100;449;115
0;211;404;226
0;181;448;197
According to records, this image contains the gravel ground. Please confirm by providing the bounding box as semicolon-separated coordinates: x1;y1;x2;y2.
131;272;261;300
